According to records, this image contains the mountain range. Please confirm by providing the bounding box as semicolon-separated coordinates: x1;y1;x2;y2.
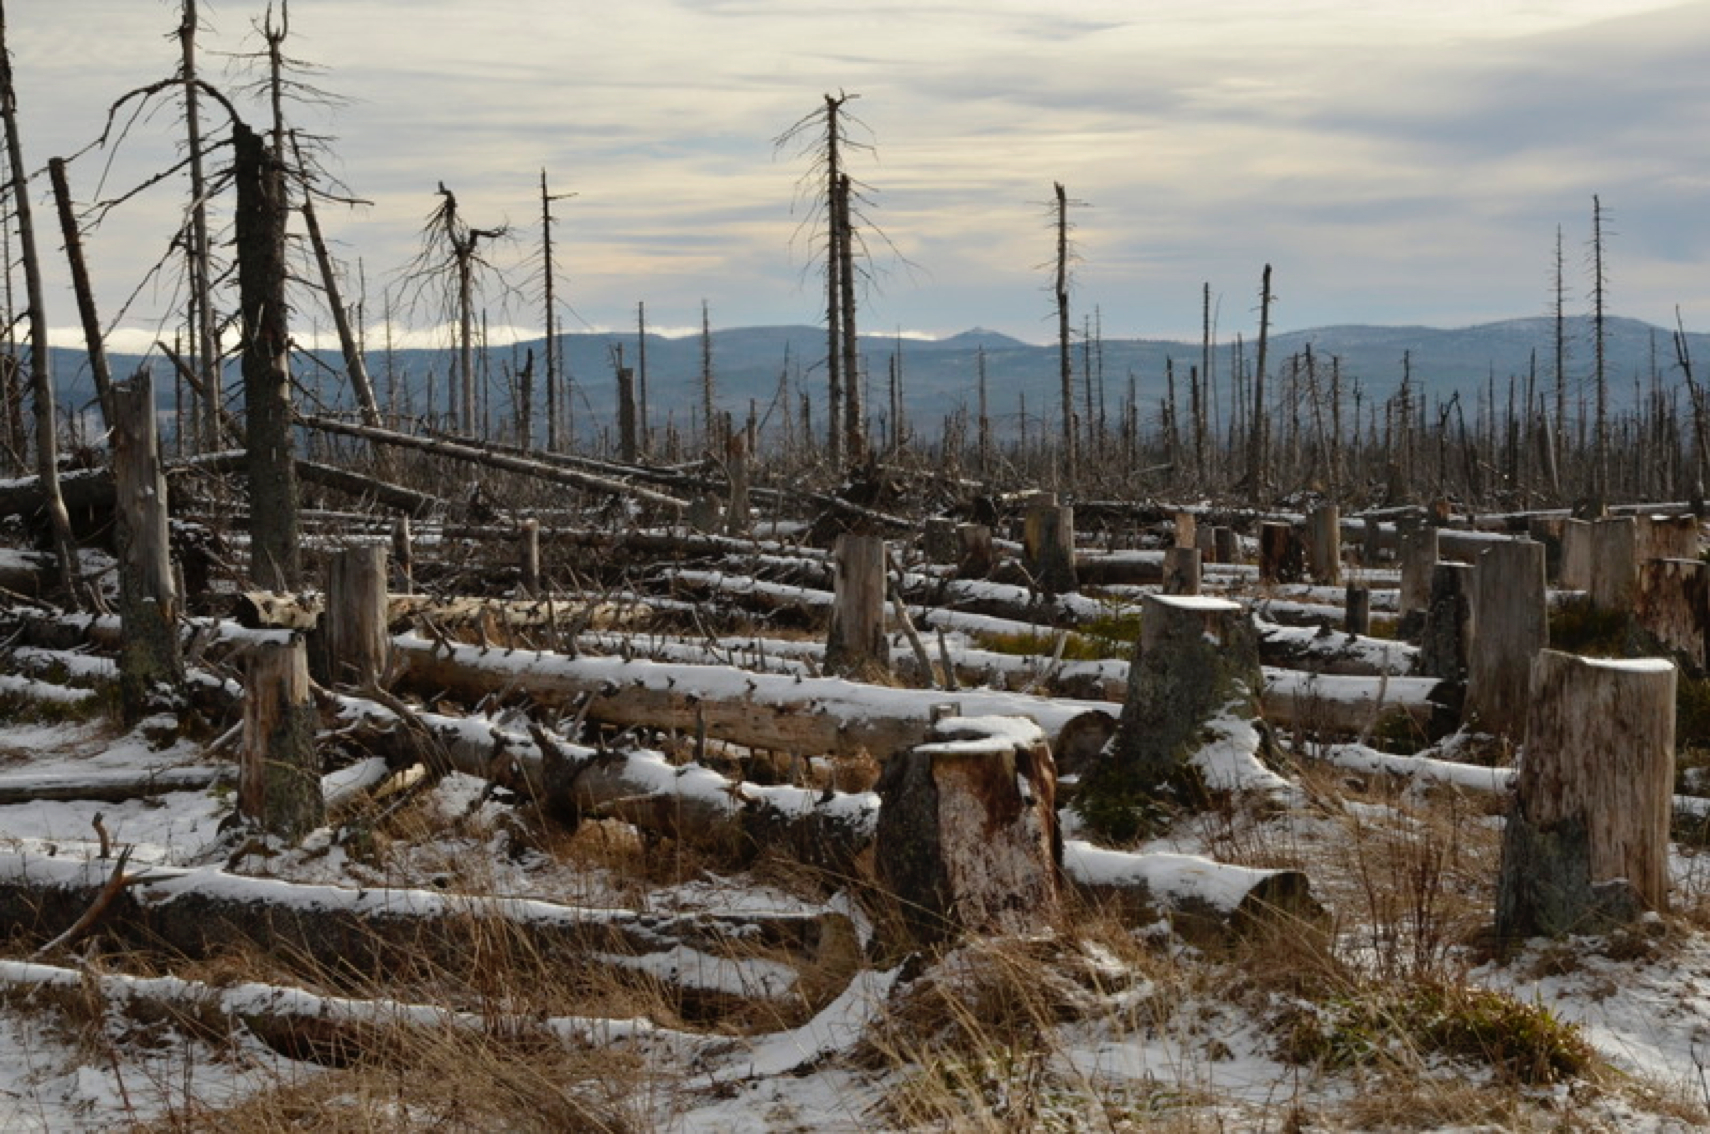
46;314;1710;445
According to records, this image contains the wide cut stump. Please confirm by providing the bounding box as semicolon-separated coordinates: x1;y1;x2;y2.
875;715;1060;947
1496;650;1675;940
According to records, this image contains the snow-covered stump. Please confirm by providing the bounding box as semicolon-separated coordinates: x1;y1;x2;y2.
1258;522;1303;584
874;716;1060;947
1496;651;1675;940
824;532;891;681
111;370;182;725
1163;546;1202;596
1306;503;1341;585
1636;558;1710;675
1419;562;1472;682
1023;499;1078;596
1081;595;1268;835
1587;516;1639;611
1343;584;1370;636
1397;525;1439;636
956;522;995;579
240;638;324;840
1465;539;1547;737
320;544;389;690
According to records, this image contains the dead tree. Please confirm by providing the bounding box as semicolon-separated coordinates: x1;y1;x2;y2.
239;638;323;839
179;0;221;451
46;158;113;429
111;371;183;723
1246;264;1274;499
823;532;889;681
0;4;79;606
1052;181;1080;486
234;119;301;590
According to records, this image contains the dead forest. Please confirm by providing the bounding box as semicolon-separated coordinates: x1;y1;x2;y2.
4;3;1710;1130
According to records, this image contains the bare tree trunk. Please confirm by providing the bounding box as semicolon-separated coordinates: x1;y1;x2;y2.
320;544;389;689
46;158;113;429
111;371;182;723
838;173;863;465
1246;264;1273;500
298;159;380;428
0;8;78;607
178;0;221;452
240;639;323;840
824;531;889;680
234;120;301;591
1054;181;1077;486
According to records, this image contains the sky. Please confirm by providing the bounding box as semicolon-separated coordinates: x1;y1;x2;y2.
10;0;1710;350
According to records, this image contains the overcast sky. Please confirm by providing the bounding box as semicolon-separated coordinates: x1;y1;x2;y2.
12;0;1710;348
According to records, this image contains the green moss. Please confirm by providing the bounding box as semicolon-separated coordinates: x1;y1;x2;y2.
1283;981;1594;1086
1547;596;1629;657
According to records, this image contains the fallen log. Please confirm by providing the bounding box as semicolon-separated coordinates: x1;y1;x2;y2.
0;765;233;806
0;851;856;1020
390;633;1115;760
184;451;442;518
299;414;690;509
1064;841;1322;942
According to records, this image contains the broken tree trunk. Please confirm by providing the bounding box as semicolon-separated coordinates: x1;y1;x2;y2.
1258;522;1302;584
873;716;1059;947
1305;503;1341;585
1465;539;1547;738
1343;584;1370;636
956;522;995;579
1081;595;1265;833
1162;546;1201;596
1496;650;1675;939
319;544;389;689
235;120;302;591
240;638;324;839
823;531;890;680
1397;524;1439;636
1586;516;1638;611
1636;557;1710;675
1023;498;1078;596
1418;562;1472;683
111;370;183;724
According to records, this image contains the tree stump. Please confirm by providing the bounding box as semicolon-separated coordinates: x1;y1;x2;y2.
518;517;541;595
1194;522;1217;563
1636;513;1698;565
824;532;890;680
1587;517;1638;611
1023;500;1078;596
1173;510;1197;550
1465;540;1547;737
922;516;959;564
1343;584;1370;636
1081;595;1263;836
1559;518;1593;591
874;716;1059;947
1636;558;1710;675
1419;562;1472;682
1496;650;1675;939
111;372;182;725
1397;525;1439;636
1258;522;1302;584
240;638;324;840
391;516;414;592
956;523;994;579
1527;515;1565;581
1305;503;1341;585
1213;526;1239;566
1163;546;1202;596
321;544;390;690
1362;516;1383;568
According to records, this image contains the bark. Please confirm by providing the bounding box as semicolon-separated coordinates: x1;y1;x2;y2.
1162;546;1201;596
1418;562;1472;683
1023;500;1078;596
1636;557;1710;675
1496;650;1675;939
1258;522;1303;584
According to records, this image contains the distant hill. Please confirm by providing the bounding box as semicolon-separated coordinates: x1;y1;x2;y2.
47;314;1709;446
